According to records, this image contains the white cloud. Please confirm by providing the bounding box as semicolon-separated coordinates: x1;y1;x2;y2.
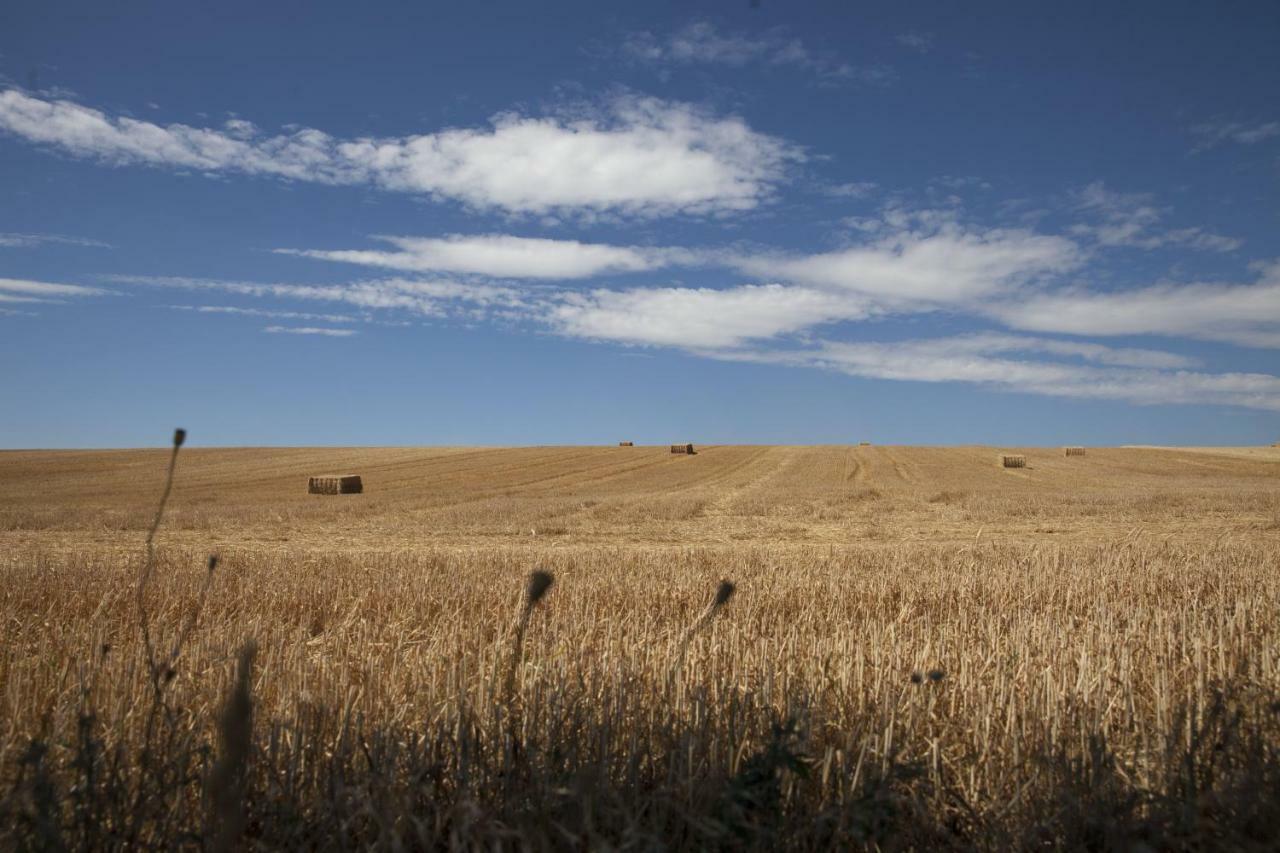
727;335;1280;411
0;89;799;217
1191;120;1280;150
1069;181;1241;252
547;283;870;348
992;262;1280;348
0;277;106;302
732;216;1079;305
278;234;686;279
263;325;357;337
0;232;111;249
620;21;894;85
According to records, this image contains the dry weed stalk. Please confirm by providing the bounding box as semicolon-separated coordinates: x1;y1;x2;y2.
673;579;736;678
207;641;256;853
504;570;554;702
137;427;185;691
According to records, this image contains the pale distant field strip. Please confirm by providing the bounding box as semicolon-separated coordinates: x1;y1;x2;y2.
1;445;1277;552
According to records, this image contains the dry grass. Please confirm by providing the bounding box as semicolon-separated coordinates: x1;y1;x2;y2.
2;444;1280;847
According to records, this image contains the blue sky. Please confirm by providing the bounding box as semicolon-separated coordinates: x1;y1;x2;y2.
1;0;1278;447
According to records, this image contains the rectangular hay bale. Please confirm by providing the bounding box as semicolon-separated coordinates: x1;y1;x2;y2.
671;444;695;455
618;441;634;446
1000;455;1026;469
1064;446;1086;457
308;474;363;495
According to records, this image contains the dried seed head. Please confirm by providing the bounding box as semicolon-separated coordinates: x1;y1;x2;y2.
208;554;220;572
173;428;186;448
910;672;923;684
526;571;554;607
100;642;111;658
713;580;736;607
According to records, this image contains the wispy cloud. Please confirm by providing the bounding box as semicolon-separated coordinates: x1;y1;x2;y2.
0;277;107;303
0;232;112;249
619;21;894;85
731;211;1080;305
1190;119;1280;151
718;335;1280;411
822;181;878;199
895;32;934;54
548;284;871;348
277;234;691;279
263;325;357;337
1068;181;1241;252
170;305;360;323
109;274;527;318
0;89;800;217
991;261;1280;349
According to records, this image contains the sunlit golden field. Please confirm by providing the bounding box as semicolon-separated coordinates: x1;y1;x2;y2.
3;444;1280;848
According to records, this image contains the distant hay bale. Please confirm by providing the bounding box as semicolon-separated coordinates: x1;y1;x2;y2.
859;441;871;446
618;441;634;447
1000;455;1026;469
1064;446;1086;457
308;475;363;495
671;444;695;455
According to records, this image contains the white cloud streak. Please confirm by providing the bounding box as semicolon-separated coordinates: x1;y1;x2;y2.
278;234;689;279
263;325;357;337
0;232;111;249
0;277;107;302
170;305;360;323
108;274;528;318
0;90;799;217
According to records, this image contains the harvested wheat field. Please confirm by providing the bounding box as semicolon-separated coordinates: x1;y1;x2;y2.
3;443;1280;848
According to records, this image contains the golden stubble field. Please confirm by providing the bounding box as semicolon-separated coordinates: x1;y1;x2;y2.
2;443;1279;847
